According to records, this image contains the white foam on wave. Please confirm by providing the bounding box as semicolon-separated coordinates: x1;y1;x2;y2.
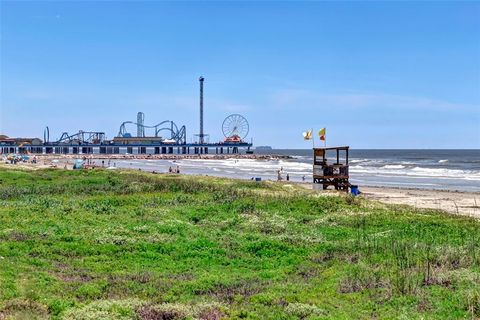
181;158;312;173
350;164;480;181
382;165;405;169
349;159;370;164
411;167;460;174
182;158;280;169
278;159;312;169
438;159;448;163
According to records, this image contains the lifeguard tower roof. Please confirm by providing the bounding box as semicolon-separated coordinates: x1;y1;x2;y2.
313;146;349;151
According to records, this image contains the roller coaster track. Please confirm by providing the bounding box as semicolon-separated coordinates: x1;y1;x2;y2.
54;131;106;145
117;120;186;144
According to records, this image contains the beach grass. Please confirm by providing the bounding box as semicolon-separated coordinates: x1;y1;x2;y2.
0;168;479;319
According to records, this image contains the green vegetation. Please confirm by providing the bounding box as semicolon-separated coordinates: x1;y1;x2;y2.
0;168;479;319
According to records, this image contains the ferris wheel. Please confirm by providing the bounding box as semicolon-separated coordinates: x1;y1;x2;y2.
222;114;249;140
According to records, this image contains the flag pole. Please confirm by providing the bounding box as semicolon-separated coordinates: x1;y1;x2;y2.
312;128;315;149
323;127;327;148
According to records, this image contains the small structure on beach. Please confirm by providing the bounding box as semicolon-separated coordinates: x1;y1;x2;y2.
313;146;350;191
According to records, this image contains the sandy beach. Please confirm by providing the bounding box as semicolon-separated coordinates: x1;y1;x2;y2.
1;155;479;219
360;186;480;218
300;184;479;218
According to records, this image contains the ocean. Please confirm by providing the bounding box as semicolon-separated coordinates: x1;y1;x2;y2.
109;149;480;192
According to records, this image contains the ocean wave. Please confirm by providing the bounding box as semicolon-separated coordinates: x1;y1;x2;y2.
382;165;405;169
410;167;461;174
438;159;448;163
350;165;480;180
349;159;369;163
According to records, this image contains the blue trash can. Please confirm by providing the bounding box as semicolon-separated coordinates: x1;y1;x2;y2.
350;185;359;196
255;177;262;182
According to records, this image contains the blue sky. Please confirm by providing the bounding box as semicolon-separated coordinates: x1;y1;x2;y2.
1;1;479;148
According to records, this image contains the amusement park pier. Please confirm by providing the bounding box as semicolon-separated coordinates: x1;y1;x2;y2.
0;77;253;155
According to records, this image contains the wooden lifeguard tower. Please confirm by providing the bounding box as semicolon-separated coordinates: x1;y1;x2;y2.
313;146;350;191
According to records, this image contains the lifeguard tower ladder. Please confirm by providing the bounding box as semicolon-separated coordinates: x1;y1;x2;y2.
313;146;350;191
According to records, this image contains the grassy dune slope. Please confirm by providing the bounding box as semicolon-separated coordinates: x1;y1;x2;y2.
0;168;479;319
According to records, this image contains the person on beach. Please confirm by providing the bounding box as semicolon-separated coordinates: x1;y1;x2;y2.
286;173;290;181
302;175;306;182
168;166;173;173
176;166;180;173
277;170;282;181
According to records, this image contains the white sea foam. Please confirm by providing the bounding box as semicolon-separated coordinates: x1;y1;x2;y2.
438;159;449;163
348;163;480;181
350;159;369;163
382;165;405;169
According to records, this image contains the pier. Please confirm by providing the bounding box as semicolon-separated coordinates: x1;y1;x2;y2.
2;142;252;155
0;77;255;156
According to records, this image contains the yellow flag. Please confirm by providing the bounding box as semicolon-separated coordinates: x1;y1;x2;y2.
318;128;326;141
302;129;313;140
